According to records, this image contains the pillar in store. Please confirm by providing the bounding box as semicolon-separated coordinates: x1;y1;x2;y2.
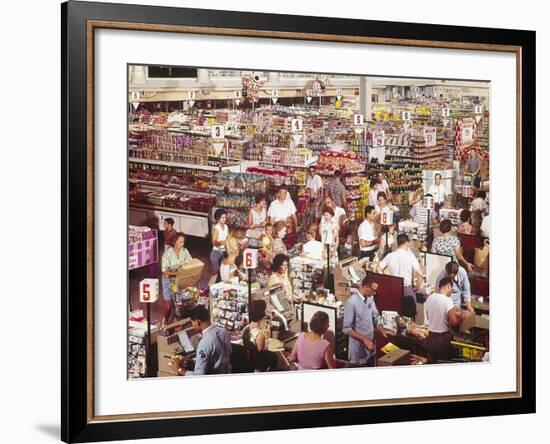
359;76;373;120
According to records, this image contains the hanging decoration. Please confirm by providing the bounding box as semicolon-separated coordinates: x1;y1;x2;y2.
241;74;265;103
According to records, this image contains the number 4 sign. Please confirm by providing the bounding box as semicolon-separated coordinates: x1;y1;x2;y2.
243;249;258;269
140;279;159;303
291;118;303;133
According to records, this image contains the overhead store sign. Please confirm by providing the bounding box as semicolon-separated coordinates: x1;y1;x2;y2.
474;105;483;114
442;108;451;117
353;114;364;126
401;111;411;121
211;124;225;139
423;127;437;147
291;118;303;132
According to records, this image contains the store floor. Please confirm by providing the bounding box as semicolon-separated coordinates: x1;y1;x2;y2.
129;235;215;322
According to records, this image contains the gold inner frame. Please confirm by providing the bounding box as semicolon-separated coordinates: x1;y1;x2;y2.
85;19;523;423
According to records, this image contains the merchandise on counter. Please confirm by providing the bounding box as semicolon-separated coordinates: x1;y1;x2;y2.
289;256;326;300
210;283;250;335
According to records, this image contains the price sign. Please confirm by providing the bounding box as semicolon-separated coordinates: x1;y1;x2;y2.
140;279;159;303
423;196;435;211
442;108;451;117
372;130;385;148
291;118;303;133
474;105;483;114
211;124;225;139
423;127;437;147
234;90;242;99
130;91;140;101
243;248;258;269
188;91;196;100
321;227;334;245
380;207;394;226
401;111;411;121
353;114;364;126
461;123;474;143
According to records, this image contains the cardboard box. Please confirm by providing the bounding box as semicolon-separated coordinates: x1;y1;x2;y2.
176;258;205;290
475;314;489;330
377;349;411;366
460;310;477;332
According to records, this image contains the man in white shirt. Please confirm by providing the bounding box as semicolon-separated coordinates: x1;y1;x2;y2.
480;213;490;239
306;166;323;201
470;190;489;216
324;195;346;227
268;186;298;226
376;233;425;317
425;277;467;363
428;173;448;217
358;205;379;261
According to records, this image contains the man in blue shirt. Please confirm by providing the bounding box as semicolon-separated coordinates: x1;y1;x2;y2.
343;275;389;366
185;305;232;375
435;261;474;312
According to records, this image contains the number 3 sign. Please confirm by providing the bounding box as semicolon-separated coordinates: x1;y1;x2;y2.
140;278;159;303
211;124;225;139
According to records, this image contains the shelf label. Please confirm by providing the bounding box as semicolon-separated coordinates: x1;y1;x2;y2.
353;114;364;126
291;118;303;133
243;249;258;269
211;124;225;139
372;130;385;148
423;127;437;147
140;279;159;303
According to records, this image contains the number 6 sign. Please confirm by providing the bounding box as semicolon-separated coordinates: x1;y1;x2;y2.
243;249;258;269
140;278;159;303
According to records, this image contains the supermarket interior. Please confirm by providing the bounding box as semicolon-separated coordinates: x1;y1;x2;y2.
127;66;490;378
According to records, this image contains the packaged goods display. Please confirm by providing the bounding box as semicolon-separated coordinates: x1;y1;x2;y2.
210;283;250;336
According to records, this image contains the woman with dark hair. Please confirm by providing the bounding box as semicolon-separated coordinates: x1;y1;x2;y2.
267;253;292;300
368;178;382;206
289;311;338;370
247;193;267;230
457;209;475;235
319;205;339;262
161;232;192;327
432;219;474;272
242;300;278;371
210;208;228;274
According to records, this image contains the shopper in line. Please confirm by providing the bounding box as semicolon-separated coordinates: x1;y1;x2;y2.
431;219;474;272
219;237;241;282
242;300;278;372
374;191;397;222
470;190;489;216
368;178;382;207
268;253;293;301
480;213;491;239
161;232;192;327
271;221;288;257
210;209;229;275
323;195;347;232
301;223;324;261
306;165;324;201
376;171;392;201
425;277;467;363
185;305;232;375
247;193;267;230
325;169;348;210
163;217;178;252
435;261;474;311
376;233;424;317
342;275;390;366
319;205;339;262
358;205;379;261
428;173;448;217
410;193;437;226
457;209;476;235
267;185;298;227
289;310;338;370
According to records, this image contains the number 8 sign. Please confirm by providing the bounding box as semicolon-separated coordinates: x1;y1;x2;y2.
353;114;364;126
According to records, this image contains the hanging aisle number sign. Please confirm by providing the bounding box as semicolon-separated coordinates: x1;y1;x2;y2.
188;91;196;100
234;90;242;99
271;89;279;104
130;91;140;101
423;127;437;147
243;249;258;269
442;108;451;117
139;279;159;303
211;124;225;139
336;88;343;100
353;114;364;126
372;130;385;148
461;123;474;143
474;105;483;114
291;118;303;133
380;207;394;226
401;111;411;121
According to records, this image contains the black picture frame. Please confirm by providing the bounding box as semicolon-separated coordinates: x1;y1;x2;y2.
62;1;536;442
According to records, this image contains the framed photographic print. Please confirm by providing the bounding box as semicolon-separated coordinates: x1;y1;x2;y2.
62;0;535;442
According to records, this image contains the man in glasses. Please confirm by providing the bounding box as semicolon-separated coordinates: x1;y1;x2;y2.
343;275;390;366
435;261;474;312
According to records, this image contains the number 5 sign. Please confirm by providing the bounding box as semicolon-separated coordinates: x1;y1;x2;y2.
140;278;159;303
243;249;258;269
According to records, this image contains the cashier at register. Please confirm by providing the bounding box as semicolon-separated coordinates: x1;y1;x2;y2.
268;253;293;300
343;275;389;366
184;305;232;376
435;261;474;312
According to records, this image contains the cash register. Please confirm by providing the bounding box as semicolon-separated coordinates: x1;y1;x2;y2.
265;284;299;342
